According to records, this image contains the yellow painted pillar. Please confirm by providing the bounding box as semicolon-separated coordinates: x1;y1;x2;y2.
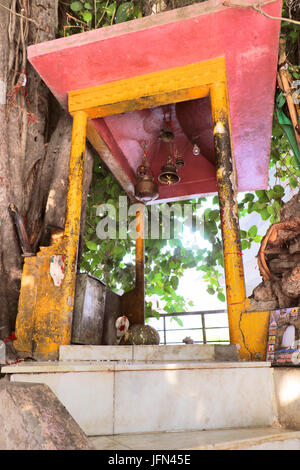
63;110;89;313
15;111;88;360
135;208;145;324
210;83;248;354
121;208;145;325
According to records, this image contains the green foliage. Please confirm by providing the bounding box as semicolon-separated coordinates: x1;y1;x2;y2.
81;160;206;317
237;116;300;235
62;0;143;35
69;0;300;319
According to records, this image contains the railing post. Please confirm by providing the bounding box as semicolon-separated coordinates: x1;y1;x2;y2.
201;313;207;344
163;316;167;345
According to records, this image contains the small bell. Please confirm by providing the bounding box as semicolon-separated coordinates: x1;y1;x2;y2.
192;143;201;156
158;156;180;185
175;154;185;168
159;115;175;142
159;127;175;143
134;161;159;202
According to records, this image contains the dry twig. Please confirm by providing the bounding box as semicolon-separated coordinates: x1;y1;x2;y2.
223;1;300;25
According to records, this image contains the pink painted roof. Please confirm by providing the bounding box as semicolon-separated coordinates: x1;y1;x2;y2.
28;0;282;202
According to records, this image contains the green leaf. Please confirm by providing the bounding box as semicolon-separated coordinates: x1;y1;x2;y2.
70;1;83;12
204;220;218;234
86;240;98;251
272;184;285;199
247;225;257;238
171;316;183;327
170;276;179;290
241;239;249;250
253;235;262;243
204;208;211;221
105;2;116;17
243;193;255;203
133;6;142;18
209;209;220;221
255;190;269;203
217;292;226;302
82;10;92;22
84;2;92;9
115;1;134;23
199;265;209;272
290;176;298;189
260;208;271;220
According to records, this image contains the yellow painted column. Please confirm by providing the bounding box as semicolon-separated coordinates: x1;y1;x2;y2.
121;208;145;325
34;110;88;359
135;208;145;324
210;82;248;354
14;111;88;360
63;110;88;308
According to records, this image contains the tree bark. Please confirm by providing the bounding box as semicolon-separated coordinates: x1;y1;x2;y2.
0;1;93;340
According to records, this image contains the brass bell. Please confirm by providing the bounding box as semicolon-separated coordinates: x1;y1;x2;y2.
159;114;175;143
175;154;185;168
134;163;159;202
158;157;180;185
158;127;175;143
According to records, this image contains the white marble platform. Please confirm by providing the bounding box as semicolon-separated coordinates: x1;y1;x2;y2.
2;361;276;436
2;360;269;374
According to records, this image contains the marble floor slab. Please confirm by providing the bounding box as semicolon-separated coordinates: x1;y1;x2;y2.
89;427;300;450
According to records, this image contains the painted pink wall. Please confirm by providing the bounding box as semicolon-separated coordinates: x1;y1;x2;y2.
28;0;282;202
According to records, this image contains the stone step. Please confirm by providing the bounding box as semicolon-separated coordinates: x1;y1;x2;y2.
89;427;300;450
1;360;275;436
59;344;239;362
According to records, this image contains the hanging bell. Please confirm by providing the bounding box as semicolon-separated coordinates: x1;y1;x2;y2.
159;115;175;143
158;157;180;185
159;127;175;143
175;154;185;168
134;163;159;202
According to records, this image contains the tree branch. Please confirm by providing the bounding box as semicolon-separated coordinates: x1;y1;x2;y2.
223;1;300;26
0;1;41;28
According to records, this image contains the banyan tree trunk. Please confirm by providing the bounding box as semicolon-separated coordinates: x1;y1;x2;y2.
249;193;300;311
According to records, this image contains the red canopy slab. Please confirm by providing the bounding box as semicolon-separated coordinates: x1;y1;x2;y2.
28;0;282;203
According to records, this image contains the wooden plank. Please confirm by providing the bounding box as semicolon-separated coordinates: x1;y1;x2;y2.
86;120;136;201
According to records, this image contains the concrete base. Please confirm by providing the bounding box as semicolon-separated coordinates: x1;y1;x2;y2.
0;380;92;450
1;361;275;436
3;345;300;449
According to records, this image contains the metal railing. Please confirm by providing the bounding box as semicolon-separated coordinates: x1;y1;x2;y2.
148;309;229;345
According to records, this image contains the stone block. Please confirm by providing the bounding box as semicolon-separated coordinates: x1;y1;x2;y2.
59;344;133;361
214;344;239;361
0;380;92;450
